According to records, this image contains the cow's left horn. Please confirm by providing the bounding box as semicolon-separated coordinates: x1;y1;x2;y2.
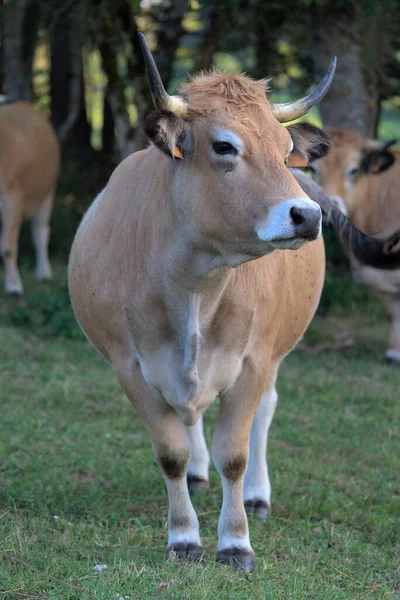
363;138;397;151
270;57;337;123
139;32;188;116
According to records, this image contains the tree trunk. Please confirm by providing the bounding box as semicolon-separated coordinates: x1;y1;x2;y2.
251;2;287;80
3;0;32;99
0;1;4;92
154;0;189;86
49;7;93;162
102;91;115;156
194;0;226;72
99;30;137;160
23;0;41;92
312;2;390;138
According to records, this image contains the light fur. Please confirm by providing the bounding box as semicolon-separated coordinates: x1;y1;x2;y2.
0;100;60;295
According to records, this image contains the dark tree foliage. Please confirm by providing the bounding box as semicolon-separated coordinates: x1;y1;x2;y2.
1;0;399;160
2;0;399;270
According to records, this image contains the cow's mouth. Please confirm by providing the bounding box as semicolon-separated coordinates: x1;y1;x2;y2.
270;237;312;250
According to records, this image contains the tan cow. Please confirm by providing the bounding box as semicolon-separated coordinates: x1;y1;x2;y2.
69;36;395;570
309;128;400;364
0;97;60;296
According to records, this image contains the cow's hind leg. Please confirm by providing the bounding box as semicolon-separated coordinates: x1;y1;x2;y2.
31;191;54;281
244;362;279;520
382;295;400;366
116;363;203;561
213;360;267;572
186;415;210;494
0;194;24;296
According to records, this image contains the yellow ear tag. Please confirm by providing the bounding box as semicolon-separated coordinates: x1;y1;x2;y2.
173;146;184;160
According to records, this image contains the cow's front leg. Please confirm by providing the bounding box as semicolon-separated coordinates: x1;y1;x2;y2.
244;361;279;520
157;426;203;561
117;365;202;561
213;361;267;572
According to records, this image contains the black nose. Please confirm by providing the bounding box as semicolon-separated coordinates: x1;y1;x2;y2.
290;205;321;238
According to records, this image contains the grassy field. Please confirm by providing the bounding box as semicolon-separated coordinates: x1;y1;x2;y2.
0;267;399;600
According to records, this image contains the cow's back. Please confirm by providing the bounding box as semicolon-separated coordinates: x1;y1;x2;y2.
0;101;60;214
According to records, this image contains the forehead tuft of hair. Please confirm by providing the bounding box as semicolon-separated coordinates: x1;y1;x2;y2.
179;70;270;116
325;127;364;148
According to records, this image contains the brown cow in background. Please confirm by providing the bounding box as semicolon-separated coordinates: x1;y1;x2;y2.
309;128;400;365
0;97;60;297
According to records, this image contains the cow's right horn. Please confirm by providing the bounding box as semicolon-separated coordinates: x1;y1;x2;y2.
363;138;398;151
139;32;188;116
270;57;337;123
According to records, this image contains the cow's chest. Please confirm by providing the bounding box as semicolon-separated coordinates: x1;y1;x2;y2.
138;341;244;425
135;300;254;425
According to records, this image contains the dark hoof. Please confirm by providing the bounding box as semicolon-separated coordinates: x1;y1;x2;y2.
217;547;255;572
385;356;400;367
6;291;24;300
187;474;209;495
244;499;270;521
166;542;204;562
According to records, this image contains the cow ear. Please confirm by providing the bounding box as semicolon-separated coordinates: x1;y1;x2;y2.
144;111;189;159
286;122;330;167
361;147;395;175
287;150;308;168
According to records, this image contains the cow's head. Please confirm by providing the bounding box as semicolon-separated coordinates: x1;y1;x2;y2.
308;127;397;216
139;34;335;264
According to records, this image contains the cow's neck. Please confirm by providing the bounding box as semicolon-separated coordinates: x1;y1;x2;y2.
132;181;255;420
161;233;235;331
149;233;241;418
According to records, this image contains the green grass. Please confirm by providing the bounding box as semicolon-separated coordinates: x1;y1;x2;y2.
0;268;399;599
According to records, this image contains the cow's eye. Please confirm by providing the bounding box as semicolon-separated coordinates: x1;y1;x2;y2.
348;166;359;177
212;141;237;156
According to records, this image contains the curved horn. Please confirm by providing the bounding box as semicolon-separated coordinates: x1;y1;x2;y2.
270;57;337;123
138;32;188;115
363;138;397;151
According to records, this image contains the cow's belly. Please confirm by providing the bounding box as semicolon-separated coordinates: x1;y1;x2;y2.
138;344;244;425
353;264;400;295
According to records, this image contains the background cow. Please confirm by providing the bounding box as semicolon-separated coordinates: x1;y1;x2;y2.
309;128;400;365
0;97;60;297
